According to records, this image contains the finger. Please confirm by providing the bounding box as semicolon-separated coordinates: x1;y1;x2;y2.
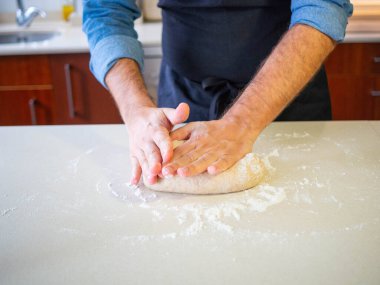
170;123;194;141
178;152;218;177
164;149;203;177
161;141;197;176
138;150;157;185
143;143;162;177
152;128;173;164
130;156;142;185
207;155;235;175
162;102;190;126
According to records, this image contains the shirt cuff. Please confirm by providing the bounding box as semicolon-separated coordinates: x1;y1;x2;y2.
290;0;353;42
89;34;144;88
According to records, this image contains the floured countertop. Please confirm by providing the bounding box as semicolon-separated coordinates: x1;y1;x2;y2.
0;122;379;284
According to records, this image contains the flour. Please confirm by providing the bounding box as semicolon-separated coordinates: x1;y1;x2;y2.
274;131;311;139
67;146;98;174
94;148;287;238
0;207;17;217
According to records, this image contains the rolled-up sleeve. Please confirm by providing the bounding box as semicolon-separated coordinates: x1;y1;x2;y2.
290;0;353;42
82;0;144;87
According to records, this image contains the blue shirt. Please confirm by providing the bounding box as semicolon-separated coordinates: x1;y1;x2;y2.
83;0;353;87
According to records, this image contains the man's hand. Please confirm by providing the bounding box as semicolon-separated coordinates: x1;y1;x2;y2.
163;24;335;178
105;58;190;185
162;117;259;177
126;103;189;185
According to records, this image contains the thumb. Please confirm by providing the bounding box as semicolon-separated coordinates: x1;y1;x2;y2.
162;103;190;126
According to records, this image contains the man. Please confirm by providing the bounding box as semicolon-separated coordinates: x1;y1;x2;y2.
83;0;353;185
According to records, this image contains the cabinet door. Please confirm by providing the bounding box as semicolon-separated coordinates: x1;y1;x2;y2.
0;89;53;126
326;43;380;120
0;55;52;86
49;54;122;124
327;75;374;120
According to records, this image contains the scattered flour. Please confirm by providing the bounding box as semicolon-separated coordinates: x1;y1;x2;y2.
90;130;367;242
0;207;17;217
93;144;324;238
67;147;98;174
101;153;286;237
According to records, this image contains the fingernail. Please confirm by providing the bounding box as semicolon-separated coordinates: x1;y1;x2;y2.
208;166;217;174
162;167;172;176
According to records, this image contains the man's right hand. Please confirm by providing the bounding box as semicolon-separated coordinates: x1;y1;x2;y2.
125;103;189;185
105;58;189;185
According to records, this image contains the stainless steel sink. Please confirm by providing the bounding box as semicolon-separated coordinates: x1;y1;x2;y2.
0;31;59;44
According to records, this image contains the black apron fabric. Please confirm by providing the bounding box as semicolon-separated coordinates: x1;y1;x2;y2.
157;0;332;121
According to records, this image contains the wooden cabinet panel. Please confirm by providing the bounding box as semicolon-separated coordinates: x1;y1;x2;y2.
0;55;54;126
0;90;53;125
368;76;380;119
0;55;51;86
363;43;380;74
328;75;376;120
325;43;362;75
49;54;122;124
326;43;380;120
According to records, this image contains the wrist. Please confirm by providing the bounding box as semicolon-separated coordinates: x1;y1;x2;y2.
105;58;155;125
221;112;261;144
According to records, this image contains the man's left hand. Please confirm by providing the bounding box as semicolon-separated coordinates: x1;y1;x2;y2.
161;118;258;177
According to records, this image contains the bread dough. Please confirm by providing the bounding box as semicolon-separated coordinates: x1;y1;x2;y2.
143;152;266;195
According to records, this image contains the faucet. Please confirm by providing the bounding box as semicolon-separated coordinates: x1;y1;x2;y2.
16;0;46;27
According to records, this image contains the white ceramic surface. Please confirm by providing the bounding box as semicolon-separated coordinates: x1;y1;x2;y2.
0;21;162;56
1;121;379;284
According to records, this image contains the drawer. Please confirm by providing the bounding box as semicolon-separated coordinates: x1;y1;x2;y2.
362;43;380;74
325;43;362;75
0;89;53;126
0;55;52;86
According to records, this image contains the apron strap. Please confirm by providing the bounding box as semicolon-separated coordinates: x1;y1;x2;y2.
201;77;244;120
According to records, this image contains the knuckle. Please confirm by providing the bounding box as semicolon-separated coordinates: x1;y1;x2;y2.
186;152;198;162
199;153;213;164
218;156;232;166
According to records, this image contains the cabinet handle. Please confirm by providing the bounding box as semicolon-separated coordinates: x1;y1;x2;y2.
64;63;76;118
374;57;380;64
370;90;380;97
28;98;37;125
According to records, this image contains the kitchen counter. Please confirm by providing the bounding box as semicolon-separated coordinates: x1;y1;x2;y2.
0;18;379;56
0;21;162;56
1;121;379;284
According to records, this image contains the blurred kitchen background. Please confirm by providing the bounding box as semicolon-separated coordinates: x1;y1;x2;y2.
0;0;379;125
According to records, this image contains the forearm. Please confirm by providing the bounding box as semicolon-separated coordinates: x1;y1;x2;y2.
106;58;155;124
224;24;336;136
83;0;144;86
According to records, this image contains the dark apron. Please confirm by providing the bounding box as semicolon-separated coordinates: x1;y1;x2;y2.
157;0;332;121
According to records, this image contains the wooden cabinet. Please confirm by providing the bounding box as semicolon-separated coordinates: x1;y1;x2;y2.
0;53;121;126
49;54;121;124
325;43;380;120
0;89;53;125
0;55;54;126
0;43;379;126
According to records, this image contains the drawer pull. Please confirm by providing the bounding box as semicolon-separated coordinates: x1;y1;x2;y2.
64;63;76;118
374;57;380;64
370;90;380;97
28;98;37;125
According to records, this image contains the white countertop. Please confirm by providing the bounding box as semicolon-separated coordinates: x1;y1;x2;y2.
0;21;162;56
0;18;378;56
1;121;380;284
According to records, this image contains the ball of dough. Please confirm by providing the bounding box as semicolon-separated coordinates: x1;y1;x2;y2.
143;153;266;195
